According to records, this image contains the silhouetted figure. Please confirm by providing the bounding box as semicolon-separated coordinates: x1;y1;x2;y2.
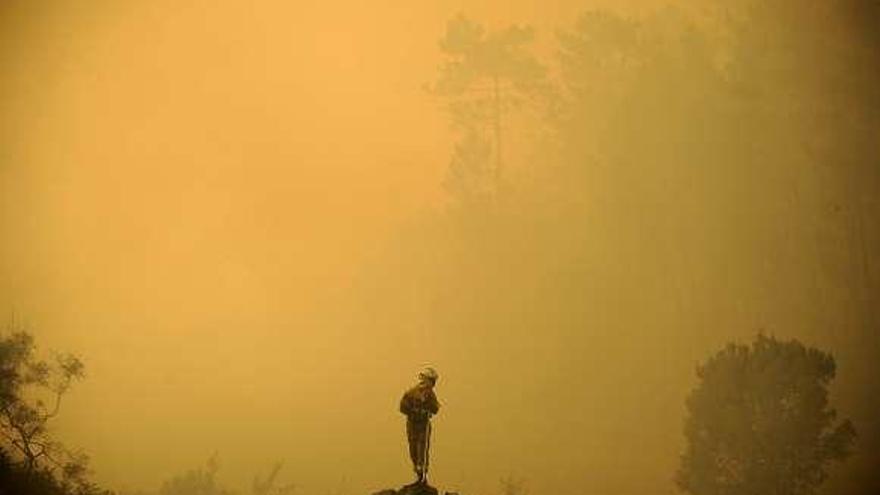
399;367;440;483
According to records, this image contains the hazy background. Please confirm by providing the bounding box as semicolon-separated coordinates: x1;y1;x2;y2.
1;1;877;495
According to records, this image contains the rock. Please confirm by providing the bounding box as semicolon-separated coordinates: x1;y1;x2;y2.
399;482;439;495
372;481;442;495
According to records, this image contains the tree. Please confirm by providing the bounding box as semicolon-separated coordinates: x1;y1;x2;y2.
677;334;856;495
0;323;85;472
443;129;493;205
0;321;108;495
432;14;544;198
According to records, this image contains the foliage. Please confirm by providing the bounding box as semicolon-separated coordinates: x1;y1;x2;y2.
0;448;110;495
158;454;234;495
677;335;856;495
154;456;293;495
434;14;543;101
251;461;294;495
433;14;544;201
499;476;526;495
0;323;108;495
443;130;494;205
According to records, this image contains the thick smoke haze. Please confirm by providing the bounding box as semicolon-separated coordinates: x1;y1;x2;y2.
1;1;877;495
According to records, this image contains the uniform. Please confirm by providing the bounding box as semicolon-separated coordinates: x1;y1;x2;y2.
399;383;440;477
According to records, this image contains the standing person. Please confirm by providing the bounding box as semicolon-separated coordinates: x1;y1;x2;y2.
399;367;440;483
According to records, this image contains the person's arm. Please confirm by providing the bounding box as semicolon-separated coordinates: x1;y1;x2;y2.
426;389;440;415
400;390;414;415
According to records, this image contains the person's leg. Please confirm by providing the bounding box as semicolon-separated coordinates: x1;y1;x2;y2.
407;420;422;477
423;421;431;476
409;420;429;480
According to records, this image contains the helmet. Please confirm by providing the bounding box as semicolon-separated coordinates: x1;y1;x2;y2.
418;366;439;384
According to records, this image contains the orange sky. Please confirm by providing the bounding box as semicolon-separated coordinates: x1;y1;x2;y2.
0;2;672;492
2;2;874;495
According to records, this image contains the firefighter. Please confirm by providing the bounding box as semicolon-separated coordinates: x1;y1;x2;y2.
399;367;440;483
